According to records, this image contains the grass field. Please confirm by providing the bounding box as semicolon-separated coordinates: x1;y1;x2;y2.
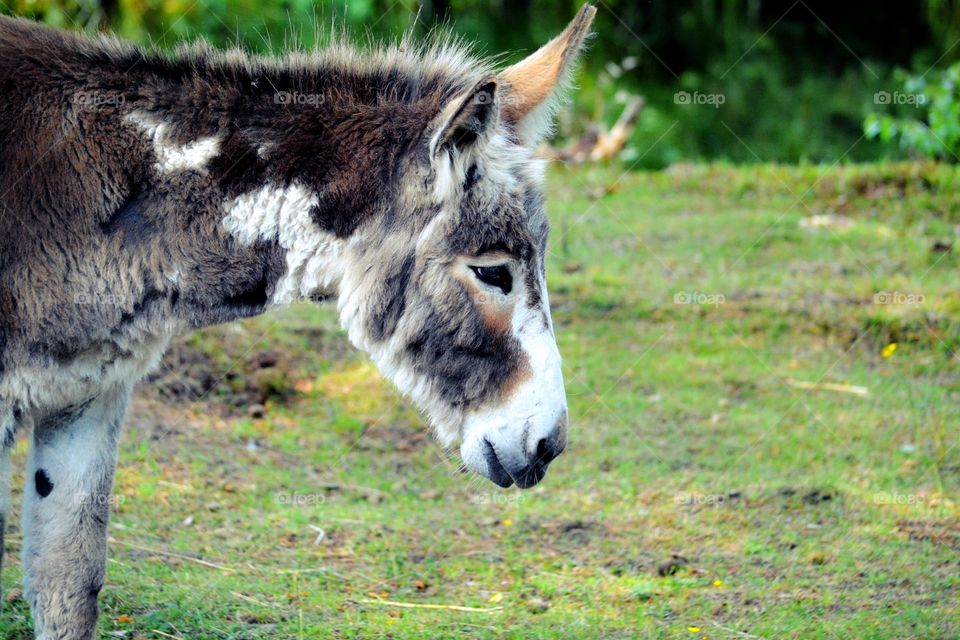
2;163;959;639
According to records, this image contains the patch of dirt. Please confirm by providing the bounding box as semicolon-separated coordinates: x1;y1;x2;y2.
897;519;960;550
144;339;299;417
802;489;834;505
657;554;689;577
775;487;839;509
556;519;599;544
841;171;938;201
518;519;605;548
604;558;647;576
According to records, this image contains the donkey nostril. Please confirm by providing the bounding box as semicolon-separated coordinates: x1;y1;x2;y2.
535;437;560;466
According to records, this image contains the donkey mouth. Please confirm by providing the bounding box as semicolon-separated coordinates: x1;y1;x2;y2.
482;439;548;489
482;439;515;488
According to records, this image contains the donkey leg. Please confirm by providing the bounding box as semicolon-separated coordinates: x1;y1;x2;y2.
21;385;130;640
0;405;14;603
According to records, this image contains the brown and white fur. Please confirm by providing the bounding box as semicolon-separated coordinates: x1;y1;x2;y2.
0;6;595;638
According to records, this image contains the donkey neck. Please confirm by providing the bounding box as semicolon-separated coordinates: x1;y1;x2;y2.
117;56;452;314
117;69;426;319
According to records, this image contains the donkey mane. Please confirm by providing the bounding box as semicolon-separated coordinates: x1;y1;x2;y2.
0;15;492;109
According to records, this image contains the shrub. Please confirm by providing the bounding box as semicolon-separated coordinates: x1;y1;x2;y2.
865;63;960;161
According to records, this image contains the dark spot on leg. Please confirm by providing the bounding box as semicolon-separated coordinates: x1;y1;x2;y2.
35;469;53;498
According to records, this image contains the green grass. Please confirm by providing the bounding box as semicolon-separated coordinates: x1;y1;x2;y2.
3;162;959;639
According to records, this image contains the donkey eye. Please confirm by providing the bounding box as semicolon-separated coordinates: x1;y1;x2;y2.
470;265;513;295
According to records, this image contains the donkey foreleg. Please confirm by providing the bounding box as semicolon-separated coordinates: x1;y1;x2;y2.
21;385;130;640
0;405;14;604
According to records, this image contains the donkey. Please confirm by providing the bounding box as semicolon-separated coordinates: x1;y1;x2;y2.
0;5;595;638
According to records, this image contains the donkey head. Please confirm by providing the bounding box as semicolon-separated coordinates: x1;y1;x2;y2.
337;6;595;488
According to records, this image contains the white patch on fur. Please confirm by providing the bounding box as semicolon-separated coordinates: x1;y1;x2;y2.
430;154;461;204
415;211;447;251
124;112;220;173
222;182;346;305
257;143;276;161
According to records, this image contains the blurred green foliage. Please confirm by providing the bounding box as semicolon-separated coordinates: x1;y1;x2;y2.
3;1;959;167
865;63;960;162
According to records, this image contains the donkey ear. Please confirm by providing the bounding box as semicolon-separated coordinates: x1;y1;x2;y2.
498;4;596;145
431;76;499;157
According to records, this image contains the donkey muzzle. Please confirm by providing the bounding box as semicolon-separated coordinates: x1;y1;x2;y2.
462;408;568;489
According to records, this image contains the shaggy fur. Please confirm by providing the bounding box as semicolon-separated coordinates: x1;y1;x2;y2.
0;6;594;637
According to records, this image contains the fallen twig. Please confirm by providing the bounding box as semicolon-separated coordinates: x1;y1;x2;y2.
110;538;237;573
785;378;869;397
360;597;503;613
231;591;276;608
